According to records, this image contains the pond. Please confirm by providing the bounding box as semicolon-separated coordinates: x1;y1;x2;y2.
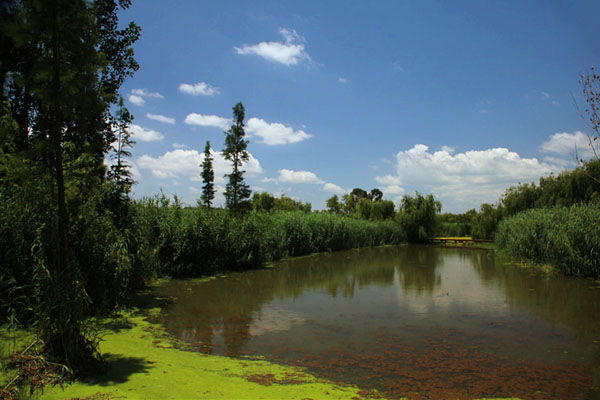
150;245;600;400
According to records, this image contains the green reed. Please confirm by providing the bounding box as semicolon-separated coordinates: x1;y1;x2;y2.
495;203;600;277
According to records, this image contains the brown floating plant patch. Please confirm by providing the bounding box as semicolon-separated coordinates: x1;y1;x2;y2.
266;325;592;400
245;372;309;386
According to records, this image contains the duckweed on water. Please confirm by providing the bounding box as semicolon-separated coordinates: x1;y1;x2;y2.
41;312;372;400
36;312;523;400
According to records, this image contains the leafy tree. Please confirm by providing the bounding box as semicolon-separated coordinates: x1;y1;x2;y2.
200;141;215;208
273;195;311;212
326;194;342;214
350;188;369;200
370;188;383;201
252;192;311;212
1;0;140;370
471;203;502;240
252;192;275;212
397;192;441;242
370;199;395;220
341;193;357;214
223;102;251;211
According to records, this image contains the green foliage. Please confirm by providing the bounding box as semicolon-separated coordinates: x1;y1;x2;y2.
501;159;600;217
130;197;406;278
252;191;276;211
200;141;215;208
438;159;600;240
251;192;311;212
436;210;476;237
397;192;441;242
223;102;251;211
274;195;312;212
356;198;395;220
471;203;503;240
369;188;383;202
333;187;396;220
496;203;600;277
1;0;140;370
326;194;342;214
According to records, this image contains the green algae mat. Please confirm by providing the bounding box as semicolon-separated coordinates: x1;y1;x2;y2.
38;312;522;400
41;313;373;400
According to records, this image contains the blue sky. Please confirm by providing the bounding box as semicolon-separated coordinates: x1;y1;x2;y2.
118;0;600;212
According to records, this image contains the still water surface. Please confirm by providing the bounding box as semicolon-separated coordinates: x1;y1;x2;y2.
151;245;600;399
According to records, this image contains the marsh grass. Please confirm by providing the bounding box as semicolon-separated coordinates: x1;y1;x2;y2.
495;203;600;277
133;199;407;278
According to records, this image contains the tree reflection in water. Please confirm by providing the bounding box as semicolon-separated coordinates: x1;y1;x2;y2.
151;245;599;399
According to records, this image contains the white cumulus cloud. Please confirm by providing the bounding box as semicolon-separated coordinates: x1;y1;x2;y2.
277;169;323;184
128;124;164;142
376;144;562;212
184;113;230;130
132;88;164;99
137;149;263;182
234;28;310;66
540;131;597;159
382;185;405;196
178;82;220;96
322;182;345;194
146;113;175;125
375;174;402;186
128;94;145;106
246;117;311;145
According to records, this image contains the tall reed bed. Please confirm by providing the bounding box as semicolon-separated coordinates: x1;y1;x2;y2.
495;203;600;277
133;199;406;278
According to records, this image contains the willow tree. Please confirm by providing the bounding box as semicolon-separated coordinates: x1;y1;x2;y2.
223;102;251;210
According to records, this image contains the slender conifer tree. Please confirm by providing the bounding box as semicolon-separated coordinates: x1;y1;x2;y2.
223;102;251;210
200;141;215;207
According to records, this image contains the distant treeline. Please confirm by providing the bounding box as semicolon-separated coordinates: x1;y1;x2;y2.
437;159;600;240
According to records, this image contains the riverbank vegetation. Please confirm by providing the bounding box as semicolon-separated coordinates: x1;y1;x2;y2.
496;203;600;277
435;159;600;277
435;158;600;240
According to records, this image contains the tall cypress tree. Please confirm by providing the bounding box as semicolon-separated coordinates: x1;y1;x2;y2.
223;102;251;210
200;140;215;207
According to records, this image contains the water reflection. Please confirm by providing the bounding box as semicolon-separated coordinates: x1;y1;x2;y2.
152;245;600;399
